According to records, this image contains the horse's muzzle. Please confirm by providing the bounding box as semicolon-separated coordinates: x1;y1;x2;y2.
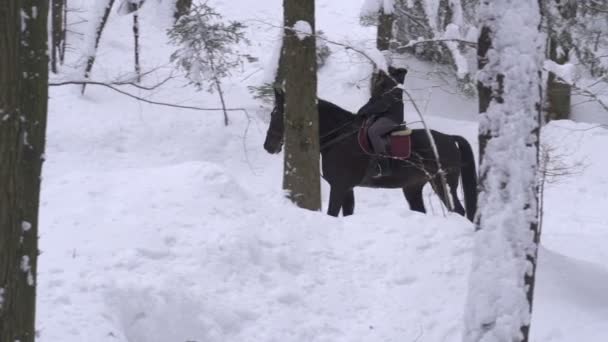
263;139;283;154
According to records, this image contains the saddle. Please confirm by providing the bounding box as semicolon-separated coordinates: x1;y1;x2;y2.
357;119;412;159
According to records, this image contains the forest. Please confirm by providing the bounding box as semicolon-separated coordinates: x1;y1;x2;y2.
1;0;607;341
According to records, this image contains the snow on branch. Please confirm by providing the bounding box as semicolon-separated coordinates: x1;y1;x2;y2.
543;61;608;112
360;0;395;18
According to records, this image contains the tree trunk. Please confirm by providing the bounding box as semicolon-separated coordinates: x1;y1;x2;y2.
82;0;115;94
133;11;141;82
61;0;68;63
546;37;571;121
174;0;192;22
51;0;66;73
282;0;321;211
0;1;49;341
463;1;543;341
371;9;394;95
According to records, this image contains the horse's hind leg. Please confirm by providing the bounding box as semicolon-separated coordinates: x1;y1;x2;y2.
327;186;346;217
448;174;466;217
341;189;355;216
431;176;465;216
403;186;425;213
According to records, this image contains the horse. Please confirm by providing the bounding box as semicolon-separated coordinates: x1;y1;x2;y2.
263;86;477;222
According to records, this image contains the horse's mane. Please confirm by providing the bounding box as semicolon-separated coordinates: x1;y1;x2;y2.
318;98;356;127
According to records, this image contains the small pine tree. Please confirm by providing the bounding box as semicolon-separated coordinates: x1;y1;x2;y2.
168;3;249;125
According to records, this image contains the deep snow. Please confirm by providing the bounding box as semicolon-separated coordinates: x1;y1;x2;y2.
38;0;608;341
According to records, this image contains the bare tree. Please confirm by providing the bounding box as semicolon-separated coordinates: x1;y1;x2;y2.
463;1;544;341
373;5;394;94
51;0;67;73
82;0;115;94
0;0;49;341
133;5;141;82
281;0;321;210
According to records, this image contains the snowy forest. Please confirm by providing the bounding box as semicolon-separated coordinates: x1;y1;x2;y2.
1;0;607;341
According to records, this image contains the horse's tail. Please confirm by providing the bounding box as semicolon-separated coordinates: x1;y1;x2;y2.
452;135;477;222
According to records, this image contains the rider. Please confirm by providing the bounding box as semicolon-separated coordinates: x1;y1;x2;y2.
357;66;408;178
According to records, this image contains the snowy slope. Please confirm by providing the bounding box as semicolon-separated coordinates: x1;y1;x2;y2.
38;0;608;341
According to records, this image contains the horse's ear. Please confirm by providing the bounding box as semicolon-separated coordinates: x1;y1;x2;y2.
389;67;408;84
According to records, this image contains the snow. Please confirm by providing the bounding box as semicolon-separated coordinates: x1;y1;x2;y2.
293;20;312;40
37;0;608;341
367;47;389;71
22;221;32;232
544;60;577;84
463;0;545;341
21;255;34;286
360;0;395;17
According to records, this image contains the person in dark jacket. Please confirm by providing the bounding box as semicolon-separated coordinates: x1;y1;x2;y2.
357;66;408;178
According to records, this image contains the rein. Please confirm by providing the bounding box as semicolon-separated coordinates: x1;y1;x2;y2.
319;116;363;151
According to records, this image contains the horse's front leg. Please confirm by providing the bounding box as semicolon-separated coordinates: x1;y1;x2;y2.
341;189;355;216
327;186;345;217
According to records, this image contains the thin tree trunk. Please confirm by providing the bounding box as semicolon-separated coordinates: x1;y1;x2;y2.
0;1;49;341
463;1;543;341
174;0;192;22
60;0;67;63
82;0;115;94
282;0;321;211
371;9;394;95
546;37;571;121
51;0;66;73
133;11;141;82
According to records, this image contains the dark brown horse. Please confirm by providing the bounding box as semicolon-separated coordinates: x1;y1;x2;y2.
263;88;477;221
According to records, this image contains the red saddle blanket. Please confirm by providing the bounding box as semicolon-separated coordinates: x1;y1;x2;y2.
358;119;412;159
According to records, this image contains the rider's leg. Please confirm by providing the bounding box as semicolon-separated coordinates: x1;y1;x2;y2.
368;117;395;177
368;117;394;154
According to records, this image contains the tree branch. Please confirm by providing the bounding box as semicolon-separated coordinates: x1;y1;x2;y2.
49;80;250;115
397;38;478;49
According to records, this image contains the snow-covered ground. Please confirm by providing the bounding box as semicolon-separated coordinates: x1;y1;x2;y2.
38;0;608;341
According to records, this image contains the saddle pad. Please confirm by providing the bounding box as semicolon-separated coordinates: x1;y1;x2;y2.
389;134;411;159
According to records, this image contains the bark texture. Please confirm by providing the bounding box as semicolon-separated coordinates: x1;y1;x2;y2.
282;0;321;211
0;0;49;341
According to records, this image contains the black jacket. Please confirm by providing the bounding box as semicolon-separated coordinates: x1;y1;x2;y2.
357;67;407;123
357;87;404;123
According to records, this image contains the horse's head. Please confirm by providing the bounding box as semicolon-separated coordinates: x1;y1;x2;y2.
372;66;408;96
263;87;285;154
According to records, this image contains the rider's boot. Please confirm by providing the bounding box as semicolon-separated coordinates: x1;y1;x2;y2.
372;157;392;178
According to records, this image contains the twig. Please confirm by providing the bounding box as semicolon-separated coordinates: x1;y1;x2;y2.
249;19;381;68
402;86;454;212
572;84;608;112
49;80;250;115
112;74;176;90
394;8;428;30
396;38;477;49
